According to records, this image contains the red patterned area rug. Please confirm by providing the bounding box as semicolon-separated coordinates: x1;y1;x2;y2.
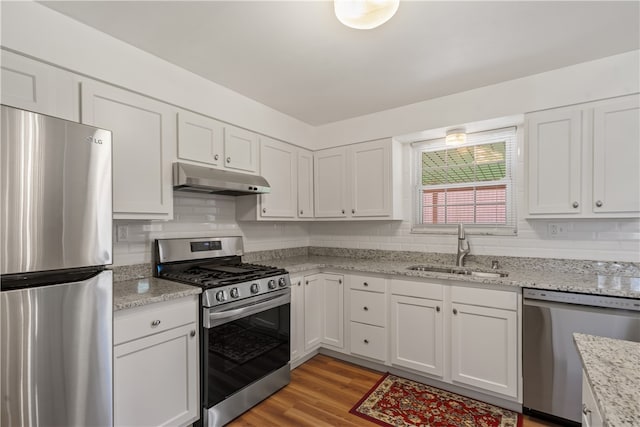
349;373;522;427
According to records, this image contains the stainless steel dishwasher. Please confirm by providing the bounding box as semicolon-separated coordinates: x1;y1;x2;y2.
523;288;640;425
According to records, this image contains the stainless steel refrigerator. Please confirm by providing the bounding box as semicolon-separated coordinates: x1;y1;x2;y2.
1;105;114;426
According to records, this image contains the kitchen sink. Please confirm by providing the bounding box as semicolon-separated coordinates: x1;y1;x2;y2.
407;265;508;278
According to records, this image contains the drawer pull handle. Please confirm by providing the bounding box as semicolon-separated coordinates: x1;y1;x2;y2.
453;308;458;315
582;404;591;415
595;200;603;208
151;320;161;327
363;306;369;311
572;201;579;208
436;306;440;312
190;330;196;337
364;339;369;344
363;282;369;287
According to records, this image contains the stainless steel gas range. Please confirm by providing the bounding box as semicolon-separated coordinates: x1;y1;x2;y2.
153;237;291;427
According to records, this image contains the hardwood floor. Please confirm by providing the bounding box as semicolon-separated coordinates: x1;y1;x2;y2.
227;354;562;427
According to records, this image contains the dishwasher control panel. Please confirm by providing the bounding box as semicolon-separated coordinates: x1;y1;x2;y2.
524;288;640;311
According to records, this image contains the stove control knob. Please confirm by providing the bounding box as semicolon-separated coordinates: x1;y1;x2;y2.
278;277;287;287
250;283;260;294
215;291;226;302
268;279;276;290
230;288;239;299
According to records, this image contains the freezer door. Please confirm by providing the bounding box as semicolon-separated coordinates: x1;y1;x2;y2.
1;105;112;274
1;270;113;426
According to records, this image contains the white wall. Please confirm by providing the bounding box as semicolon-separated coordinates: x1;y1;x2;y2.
113;193;310;266
0;1;316;149
315;50;640;148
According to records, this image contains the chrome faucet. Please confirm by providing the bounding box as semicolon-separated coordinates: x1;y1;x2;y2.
456;224;471;267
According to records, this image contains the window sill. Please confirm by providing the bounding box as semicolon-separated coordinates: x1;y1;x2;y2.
411;225;517;236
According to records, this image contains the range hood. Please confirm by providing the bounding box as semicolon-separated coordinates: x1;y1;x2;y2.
173;162;270;196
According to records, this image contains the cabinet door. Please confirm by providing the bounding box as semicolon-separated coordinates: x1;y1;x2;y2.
223;125;258;173
314;147;347;217
297;148;314;218
81;80;174;220
1;50;79;122
177;110;223;166
114;323;199;427
527;109;582;215
290;276;305;362
350;140;391;217
451;303;517;398
390;294;443;377
321;274;344;348
304;274;323;351
260;137;296;218
592;95;640;215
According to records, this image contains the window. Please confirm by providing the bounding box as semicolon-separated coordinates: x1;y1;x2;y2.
412;127;517;234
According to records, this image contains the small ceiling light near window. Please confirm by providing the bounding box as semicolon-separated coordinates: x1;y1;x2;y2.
445;128;467;146
334;0;400;30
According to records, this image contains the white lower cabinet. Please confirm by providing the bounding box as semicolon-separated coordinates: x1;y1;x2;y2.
390;280;444;377
303;274;323;351
350;322;386;361
114;296;199;427
290;275;305;362
581;372;604;427
321;273;344;349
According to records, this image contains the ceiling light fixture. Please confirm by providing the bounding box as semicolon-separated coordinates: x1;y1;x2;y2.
334;0;400;30
445;128;467;146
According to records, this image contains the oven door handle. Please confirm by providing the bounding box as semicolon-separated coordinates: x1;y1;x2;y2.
204;291;291;328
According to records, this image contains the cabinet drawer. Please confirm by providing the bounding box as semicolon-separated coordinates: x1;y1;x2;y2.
451;286;517;311
391;279;443;300
349;275;386;293
115;296;197;345
350;290;386;326
350;322;386;361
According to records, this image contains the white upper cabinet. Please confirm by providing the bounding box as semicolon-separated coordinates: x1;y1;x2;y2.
592;96;640;214
81;80;175;220
177;110;224;167
314;139;402;220
527;94;640;218
259;137;297;218
314;146;348;218
527;109;582;215
176;110;258;174
1;50;79;122
236;139;314;221
297;148;314;218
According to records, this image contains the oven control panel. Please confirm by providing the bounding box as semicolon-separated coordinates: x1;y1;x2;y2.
202;273;291;308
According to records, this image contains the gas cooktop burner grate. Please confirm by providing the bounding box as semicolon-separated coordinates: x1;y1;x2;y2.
160;263;287;289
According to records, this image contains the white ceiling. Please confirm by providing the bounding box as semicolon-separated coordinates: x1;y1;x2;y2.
41;1;639;126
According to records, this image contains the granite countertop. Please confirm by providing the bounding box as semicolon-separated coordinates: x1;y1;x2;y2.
263;255;640;298
573;333;640;427
113;277;201;311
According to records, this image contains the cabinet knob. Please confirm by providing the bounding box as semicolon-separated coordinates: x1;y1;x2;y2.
595;200;603;208
338;279;342;284
297;281;301;286
452;308;458;315
436;306;440;312
300;210;303;215
262;208;267;213
352;209;355;214
572;201;579;208
151;319;161;327
305;280;309;285
190;330;196;337
363;282;369;287
582;404;591;415
341;209;345;214
364;339;369;344
226;157;231;163
214;154;219;161
363;306;369;311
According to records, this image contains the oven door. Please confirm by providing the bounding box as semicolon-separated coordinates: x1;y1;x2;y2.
203;290;290;409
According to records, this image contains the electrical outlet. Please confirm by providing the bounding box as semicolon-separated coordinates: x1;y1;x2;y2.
548;223;567;237
117;225;128;241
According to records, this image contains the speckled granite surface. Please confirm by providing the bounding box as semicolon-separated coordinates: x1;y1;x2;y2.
113;277;201;311
110;263;154;283
265;255;640;298
574;334;640;427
